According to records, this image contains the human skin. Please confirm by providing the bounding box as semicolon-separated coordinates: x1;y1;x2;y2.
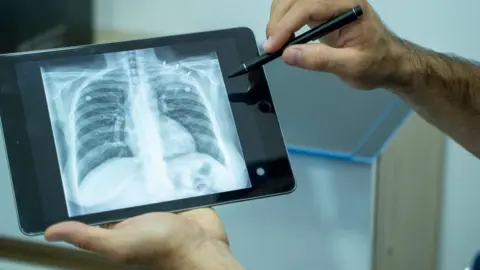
45;209;245;270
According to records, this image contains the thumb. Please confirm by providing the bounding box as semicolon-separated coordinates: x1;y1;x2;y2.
45;221;117;256
282;43;355;73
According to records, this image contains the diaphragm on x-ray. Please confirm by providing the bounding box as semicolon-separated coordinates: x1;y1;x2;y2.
40;47;251;217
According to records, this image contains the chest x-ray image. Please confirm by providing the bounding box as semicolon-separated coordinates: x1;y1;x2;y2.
39;47;251;217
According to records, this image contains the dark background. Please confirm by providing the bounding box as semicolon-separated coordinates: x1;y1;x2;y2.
0;0;93;53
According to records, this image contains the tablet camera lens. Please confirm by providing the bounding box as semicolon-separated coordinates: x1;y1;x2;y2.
258;101;272;113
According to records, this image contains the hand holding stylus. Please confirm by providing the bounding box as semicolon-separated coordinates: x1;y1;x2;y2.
264;0;403;90
228;5;363;78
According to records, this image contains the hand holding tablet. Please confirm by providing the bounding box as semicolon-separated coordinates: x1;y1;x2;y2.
44;208;230;269
0;27;296;235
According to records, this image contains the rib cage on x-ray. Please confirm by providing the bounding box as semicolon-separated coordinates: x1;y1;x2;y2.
143;52;226;166
74;67;133;187
40;47;250;217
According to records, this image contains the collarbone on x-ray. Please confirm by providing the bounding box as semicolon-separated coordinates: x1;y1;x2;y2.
40;47;251;217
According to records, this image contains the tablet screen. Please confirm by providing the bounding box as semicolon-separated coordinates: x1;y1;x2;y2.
37;46;251;217
1;28;296;234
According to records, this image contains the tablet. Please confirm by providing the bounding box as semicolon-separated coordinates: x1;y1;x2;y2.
0;27;296;235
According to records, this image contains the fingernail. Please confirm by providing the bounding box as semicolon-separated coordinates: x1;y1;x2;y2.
284;48;301;66
263;36;273;50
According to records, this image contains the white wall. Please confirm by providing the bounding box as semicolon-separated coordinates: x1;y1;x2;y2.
440;140;480;270
95;0;480;269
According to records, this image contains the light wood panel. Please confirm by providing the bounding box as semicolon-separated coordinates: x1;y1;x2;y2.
93;30;155;44
372;112;446;270
0;237;137;269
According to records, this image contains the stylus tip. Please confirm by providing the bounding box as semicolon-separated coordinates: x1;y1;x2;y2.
227;66;247;78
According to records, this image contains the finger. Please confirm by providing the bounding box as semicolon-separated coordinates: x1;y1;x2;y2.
111;218;135;229
180;207;217;220
45;221;116;255
100;222;118;229
181;208;229;244
306;20;337;44
266;0;354;52
320;30;341;47
282;43;355;73
266;0;295;38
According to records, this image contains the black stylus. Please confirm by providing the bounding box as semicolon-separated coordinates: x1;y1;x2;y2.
228;5;363;78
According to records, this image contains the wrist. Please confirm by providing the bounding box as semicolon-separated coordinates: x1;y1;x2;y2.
380;35;422;93
155;240;244;270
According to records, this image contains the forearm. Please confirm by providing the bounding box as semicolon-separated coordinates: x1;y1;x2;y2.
385;37;480;157
155;241;245;270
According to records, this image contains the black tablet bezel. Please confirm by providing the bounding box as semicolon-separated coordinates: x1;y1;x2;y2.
0;27;296;235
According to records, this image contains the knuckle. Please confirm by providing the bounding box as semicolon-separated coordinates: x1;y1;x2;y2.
299;2;311;17
266;23;275;36
312;0;328;8
311;0;329;13
318;55;332;70
352;55;371;75
311;49;331;69
110;249;132;263
74;237;94;251
346;55;372;80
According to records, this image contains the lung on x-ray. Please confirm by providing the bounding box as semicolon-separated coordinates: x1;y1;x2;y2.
39;47;251;217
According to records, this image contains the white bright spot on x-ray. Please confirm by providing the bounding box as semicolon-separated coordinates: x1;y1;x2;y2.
39;47;251;217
